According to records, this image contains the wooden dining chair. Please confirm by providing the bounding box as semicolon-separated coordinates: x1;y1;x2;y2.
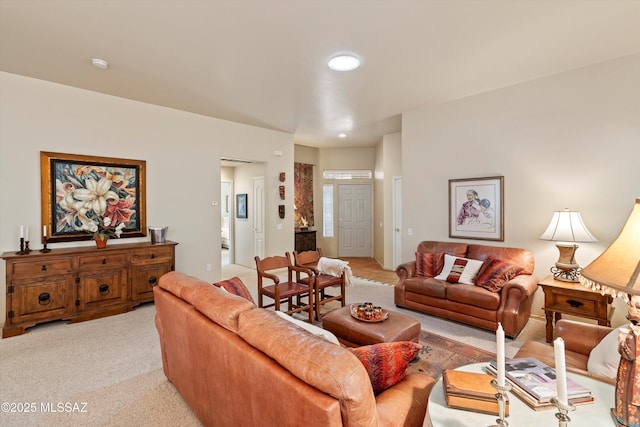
293;248;346;321
254;252;314;323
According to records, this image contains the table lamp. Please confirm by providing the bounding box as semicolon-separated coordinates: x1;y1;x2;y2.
540;209;598;282
579;198;640;427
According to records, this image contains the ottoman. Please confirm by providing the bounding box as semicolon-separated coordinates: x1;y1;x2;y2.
322;305;421;347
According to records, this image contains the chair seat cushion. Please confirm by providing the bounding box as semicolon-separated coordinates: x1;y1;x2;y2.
261;281;309;298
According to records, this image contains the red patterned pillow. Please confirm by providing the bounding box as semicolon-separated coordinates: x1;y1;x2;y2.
213;277;255;304
474;256;528;292
350;341;422;394
415;252;445;277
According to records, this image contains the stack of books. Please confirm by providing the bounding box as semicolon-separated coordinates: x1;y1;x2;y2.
486;357;593;410
442;370;508;416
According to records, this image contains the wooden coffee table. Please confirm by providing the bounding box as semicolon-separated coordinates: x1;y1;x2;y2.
322;305;421;347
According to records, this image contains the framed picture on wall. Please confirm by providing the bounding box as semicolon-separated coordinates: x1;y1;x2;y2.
236;193;248;219
449;176;504;241
40;151;147;243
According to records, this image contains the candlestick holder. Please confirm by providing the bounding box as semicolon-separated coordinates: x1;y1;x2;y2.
16;237;30;255
40;236;51;253
550;397;575;427
489;379;511;427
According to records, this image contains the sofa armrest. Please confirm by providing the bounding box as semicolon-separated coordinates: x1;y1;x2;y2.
556;319;613;356
375;373;435;427
501;274;538;298
396;261;417;280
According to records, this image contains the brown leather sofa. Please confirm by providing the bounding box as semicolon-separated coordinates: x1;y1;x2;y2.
154;271;435;427
515;319;616;385
395;241;538;338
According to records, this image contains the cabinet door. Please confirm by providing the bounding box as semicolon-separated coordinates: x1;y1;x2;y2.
131;263;171;301
78;268;128;310
10;275;74;324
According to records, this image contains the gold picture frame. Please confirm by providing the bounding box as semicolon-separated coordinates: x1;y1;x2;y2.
40;151;147;243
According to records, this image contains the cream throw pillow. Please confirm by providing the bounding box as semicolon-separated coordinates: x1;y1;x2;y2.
587;325;624;379
434;254;484;285
275;310;340;345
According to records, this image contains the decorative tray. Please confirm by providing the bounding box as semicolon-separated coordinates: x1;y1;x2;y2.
350;303;389;323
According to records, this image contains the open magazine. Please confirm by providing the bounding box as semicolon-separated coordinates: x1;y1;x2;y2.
487;357;591;403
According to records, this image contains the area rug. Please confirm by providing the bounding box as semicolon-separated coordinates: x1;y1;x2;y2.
408;330;495;379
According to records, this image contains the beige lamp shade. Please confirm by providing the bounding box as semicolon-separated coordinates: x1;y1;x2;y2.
580;198;640;299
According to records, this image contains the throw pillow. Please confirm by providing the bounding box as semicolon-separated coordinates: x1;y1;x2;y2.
350;341;422;394
213;276;255;304
274;310;340;346
587;325;624;379
474;256;527;292
415;252;445;277
434;254;484;285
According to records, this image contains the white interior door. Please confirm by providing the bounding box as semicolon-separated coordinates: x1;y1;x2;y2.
253;176;265;259
338;184;372;257
393;176;402;269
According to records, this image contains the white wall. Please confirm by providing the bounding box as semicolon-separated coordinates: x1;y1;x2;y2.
0;72;295;325
401;53;640;327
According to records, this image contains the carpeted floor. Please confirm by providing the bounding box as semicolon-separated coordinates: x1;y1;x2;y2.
0;263;545;426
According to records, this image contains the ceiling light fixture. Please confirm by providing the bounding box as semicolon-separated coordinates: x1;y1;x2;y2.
91;58;109;69
338;133;347;138
328;54;360;71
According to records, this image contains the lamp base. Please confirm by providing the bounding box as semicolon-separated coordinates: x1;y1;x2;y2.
551;266;581;282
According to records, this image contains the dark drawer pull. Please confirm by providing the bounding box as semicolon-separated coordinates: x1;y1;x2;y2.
567;299;584;308
41;265;47;271
151;253;156;259
99;284;110;295
102;258;107;264
148;276;158;286
38;292;51;305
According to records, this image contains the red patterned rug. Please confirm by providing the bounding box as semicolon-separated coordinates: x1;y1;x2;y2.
408;330;495;379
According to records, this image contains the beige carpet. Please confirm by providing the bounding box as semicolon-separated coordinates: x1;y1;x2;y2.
0;263;545;426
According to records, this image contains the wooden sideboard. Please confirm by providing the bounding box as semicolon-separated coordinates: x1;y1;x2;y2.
2;241;177;338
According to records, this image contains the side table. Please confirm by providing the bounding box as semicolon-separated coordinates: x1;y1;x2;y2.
539;275;613;343
428;363;615;427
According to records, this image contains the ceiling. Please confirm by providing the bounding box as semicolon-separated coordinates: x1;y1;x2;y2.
2;1;640;149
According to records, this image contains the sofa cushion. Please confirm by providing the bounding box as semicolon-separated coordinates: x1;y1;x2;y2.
447;283;501;310
434;254;484;285
275;310;340;345
191;285;256;333
159;271;213;303
415;252;445;277
474;256;527;292
587;325;624;379
213;276;255;304
405;277;447;299
238;309;379;426
349;341;422;394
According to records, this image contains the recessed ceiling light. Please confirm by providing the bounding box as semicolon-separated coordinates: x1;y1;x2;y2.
328;55;360;72
338;133;347;138
91;58;109;69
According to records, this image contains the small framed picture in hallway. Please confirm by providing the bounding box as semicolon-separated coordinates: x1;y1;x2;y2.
236;193;248;219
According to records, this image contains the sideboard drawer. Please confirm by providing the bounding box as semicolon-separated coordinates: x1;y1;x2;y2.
131;247;173;263
78;253;129;268
12;258;74;277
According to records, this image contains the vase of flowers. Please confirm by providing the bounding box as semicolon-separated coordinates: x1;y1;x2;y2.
86;216;125;249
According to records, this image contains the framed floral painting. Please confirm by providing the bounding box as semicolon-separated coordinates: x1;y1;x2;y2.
449;176;504;241
40;152;147;242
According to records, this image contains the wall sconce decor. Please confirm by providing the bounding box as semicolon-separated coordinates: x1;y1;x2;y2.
279;185;285;200
279;172;285;182
279;205;285;219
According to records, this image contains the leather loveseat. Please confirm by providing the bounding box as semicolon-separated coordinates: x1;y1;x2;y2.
154;271;435;427
395;241;538;338
515;319;616;385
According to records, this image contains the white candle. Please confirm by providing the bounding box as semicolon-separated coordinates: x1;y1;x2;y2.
43;225;47;237
20;225;24;238
25;226;29;241
497;322;505;387
554;337;568;406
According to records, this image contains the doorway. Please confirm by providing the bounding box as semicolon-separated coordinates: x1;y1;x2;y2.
338;184;372;257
